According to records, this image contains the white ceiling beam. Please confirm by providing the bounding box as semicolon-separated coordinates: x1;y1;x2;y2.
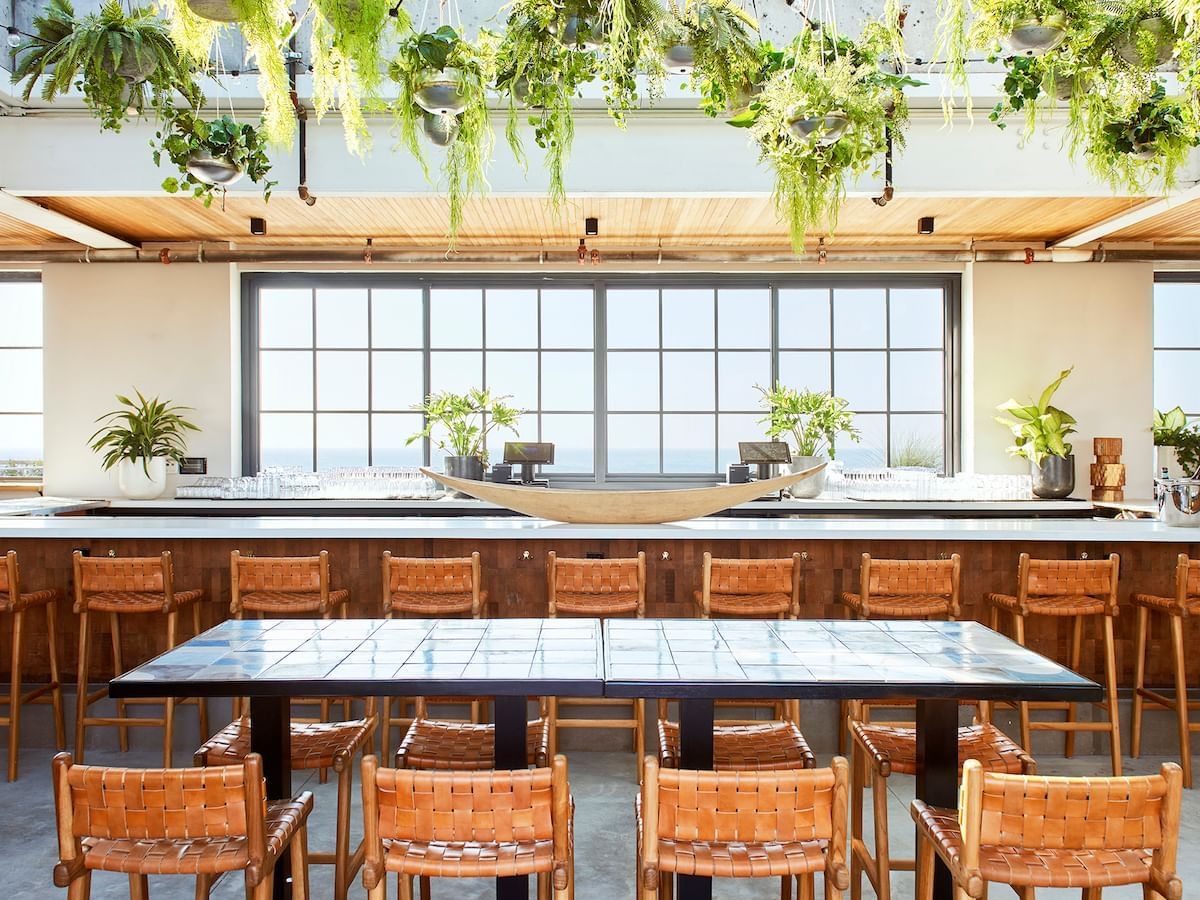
0;189;137;248
1049;182;1200;247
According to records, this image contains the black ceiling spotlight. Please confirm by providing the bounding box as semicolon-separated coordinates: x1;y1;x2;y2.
249;217;267;236
917;216;936;235
584;216;599;236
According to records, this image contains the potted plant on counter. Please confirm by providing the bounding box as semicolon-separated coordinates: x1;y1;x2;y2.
755;383;860;498
995;366;1078;498
1153;406;1200;478
89;390;201;499
407;388;523;482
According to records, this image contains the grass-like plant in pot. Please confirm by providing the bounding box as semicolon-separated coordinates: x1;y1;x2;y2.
495;0;597;207
152;109;277;205
407;389;523;482
13;0;202;133
658;0;759;98
755;383;860;498
390;26;495;243
89;390;200;500
1154;406;1200;477
742;20;917;251
995;366;1078;498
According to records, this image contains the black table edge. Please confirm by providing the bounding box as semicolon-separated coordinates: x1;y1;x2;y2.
110;678;605;699
601;681;1105;702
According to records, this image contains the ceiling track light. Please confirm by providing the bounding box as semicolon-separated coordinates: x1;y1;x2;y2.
917;216;935;235
584;216;599;236
6;25;21;48
249;216;266;236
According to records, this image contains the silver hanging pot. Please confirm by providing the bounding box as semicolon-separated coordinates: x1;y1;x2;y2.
1002;14;1068;57
663;42;696;75
557;14;604;50
413;68;469;116
726;79;762;115
102;36;159;82
186;0;238;22
421;111;460;147
1159;479;1200;526
1115;16;1176;67
185;150;245;186
787;110;849;147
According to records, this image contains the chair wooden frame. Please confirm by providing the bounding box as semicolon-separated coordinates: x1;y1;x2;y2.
1;549;65;781
1132;553;1200;788
72;550;207;767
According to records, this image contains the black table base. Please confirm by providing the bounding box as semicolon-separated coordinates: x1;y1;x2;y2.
916;698;958;900
494;695;532;900
677;699;716;900
249;696;294;900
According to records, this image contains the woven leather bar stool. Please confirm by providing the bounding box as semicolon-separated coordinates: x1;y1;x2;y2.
547;551;645;761
51;750;313;900
195;704;375;900
848;700;1035;900
380;552;487;759
986;552;1123;775
1132;553;1200;788
72;550;206;767
637;756;850;900
655;698;816;772
911;759;1183;900
361;753;574;900
2;549;65;781
395;695;550;770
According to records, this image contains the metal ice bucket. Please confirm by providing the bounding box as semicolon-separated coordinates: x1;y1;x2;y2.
1158;479;1200;526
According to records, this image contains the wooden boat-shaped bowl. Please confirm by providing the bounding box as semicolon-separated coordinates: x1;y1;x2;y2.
419;463;826;524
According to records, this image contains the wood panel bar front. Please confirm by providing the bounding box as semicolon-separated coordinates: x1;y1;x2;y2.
2;534;1199;686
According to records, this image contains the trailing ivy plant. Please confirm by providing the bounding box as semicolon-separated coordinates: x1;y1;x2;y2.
152;110;276;205
389;26;495;244
701;39;783;118
13;0;202;132
659;0;759;110
742;20;919;251
494;0;597;207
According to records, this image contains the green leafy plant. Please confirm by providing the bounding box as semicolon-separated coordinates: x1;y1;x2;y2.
152;110;276;205
407;389;523;464
1082;78;1198;191
995;366;1078;465
562;0;663;124
660;0;759;112
389;25;495;244
89;390;200;474
1154;406;1200;474
13;0;202;132
755;383;861;459
701;39;783;118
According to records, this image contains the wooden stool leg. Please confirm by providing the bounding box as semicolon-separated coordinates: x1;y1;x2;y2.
1169;613;1193;789
418;875;431;900
634;697;645;756
537;871;550;900
7;609;23;782
164;610;178;768
548;696;558;760
871;767;891;900
395;873;411;900
128;873;149;900
1102;613;1123;776
291;824;310;900
850;738;864;900
915;833;934;900
798;874;815;900
1012;612;1032;753
781;874;792;900
1131;604;1150;760
334;764;352;900
74;608;91;763
1065;614;1083;758
47;599;66;751
109;612;128;753
252;871;273;900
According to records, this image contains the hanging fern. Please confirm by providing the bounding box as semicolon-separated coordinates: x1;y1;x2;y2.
155;0;221;63
662;0;759;113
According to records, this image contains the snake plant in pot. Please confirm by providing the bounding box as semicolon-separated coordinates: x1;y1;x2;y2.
89;390;201;499
152;109;276;205
407;389;523;482
995;366;1078;498
755;383;860;498
13;0;202;133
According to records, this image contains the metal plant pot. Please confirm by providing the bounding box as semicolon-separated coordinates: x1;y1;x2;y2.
785;455;827;499
101;36;159;82
444;455;485;482
186;0;238;22
421;111;460;147
413;68;469;116
1115;16;1175;67
1159;479;1200;526
1002;14;1068;57
1130;137;1158;160
663;42;695;75
1043;70;1082;101
726;80;761;115
787;110;849;147
557;14;604;50
185;150;245;186
1031;454;1075;499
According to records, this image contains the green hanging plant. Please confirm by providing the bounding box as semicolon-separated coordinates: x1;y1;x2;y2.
389;25;495;244
1082;77;1198;190
13;0;202;132
700;39;783;118
744;20;919;251
495;0;597;207
1094;0;1180;69
156;0;222;62
152;109;276;205
659;0;759;110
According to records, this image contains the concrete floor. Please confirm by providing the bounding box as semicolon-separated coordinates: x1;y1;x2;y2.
3;699;1198;899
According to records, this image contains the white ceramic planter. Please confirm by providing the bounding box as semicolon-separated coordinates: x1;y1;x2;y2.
117;457;168;500
785;454;827;499
1157;445;1188;480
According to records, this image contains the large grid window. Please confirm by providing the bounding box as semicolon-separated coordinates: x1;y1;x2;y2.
1153;276;1200;422
0;275;43;481
244;275;958;480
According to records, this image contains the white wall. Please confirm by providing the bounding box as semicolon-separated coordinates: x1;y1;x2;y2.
967;261;1155;497
41;263;239;497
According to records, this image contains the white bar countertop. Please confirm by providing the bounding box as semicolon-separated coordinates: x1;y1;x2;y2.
0;514;1196;542
0;497;110;517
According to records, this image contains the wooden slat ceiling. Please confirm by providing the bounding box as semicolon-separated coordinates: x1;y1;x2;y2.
0;210;71;246
28;194;1147;250
1105;198;1200;244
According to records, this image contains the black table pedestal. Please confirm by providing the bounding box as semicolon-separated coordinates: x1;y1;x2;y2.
916;698;958;900
494;695;531;900
250;696;293;900
677;698;716;900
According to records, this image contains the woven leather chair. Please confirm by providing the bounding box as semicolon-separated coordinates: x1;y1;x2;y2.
361;753;573;900
195;704;375;900
637;756;850;900
395;695;550;770
986;553;1123;775
51;751;313;900
848;699;1035;900
380;553;487;760
655;698;816;772
1132;553;1200;788
547;551;645;762
2;549;65;781
911;759;1183;900
72;550;206;767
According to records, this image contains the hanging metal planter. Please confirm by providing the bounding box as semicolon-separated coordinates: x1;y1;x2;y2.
186;0;239;23
1130;136;1159;160
413;68;469;116
726;80;762;115
663;42;696;75
421;111;460;146
556;14;604;50
786;109;850;147
185;150;245;185
1001;13;1068;57
101;36;159;82
1115;17;1176;67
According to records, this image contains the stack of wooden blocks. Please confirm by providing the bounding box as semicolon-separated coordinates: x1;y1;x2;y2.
1091;437;1125;502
